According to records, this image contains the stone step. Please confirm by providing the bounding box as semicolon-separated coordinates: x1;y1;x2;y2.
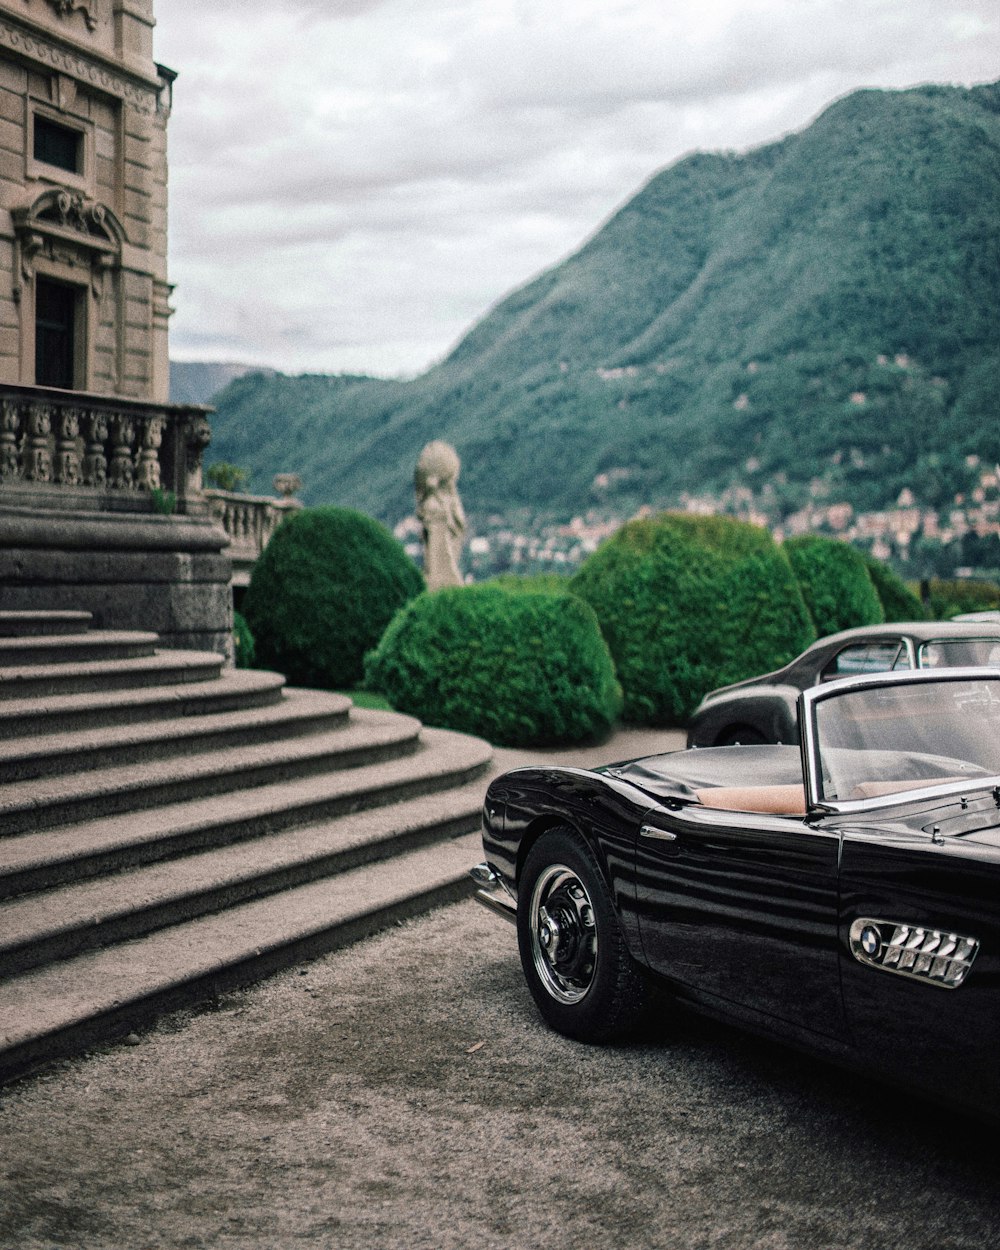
0;686;353;783
0;724;493;897
0;648;225;700
0;707;427;837
0;830;481;1082
0;630;158;668
0;780;486;976
0;610;94;637
0;667;288;739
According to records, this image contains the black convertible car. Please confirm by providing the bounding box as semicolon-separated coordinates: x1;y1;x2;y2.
471;669;1000;1120
687;620;1000;747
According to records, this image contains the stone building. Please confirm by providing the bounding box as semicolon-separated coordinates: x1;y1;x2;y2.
0;0;232;653
0;0;171;399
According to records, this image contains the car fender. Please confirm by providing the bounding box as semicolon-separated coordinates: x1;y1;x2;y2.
687;685;800;746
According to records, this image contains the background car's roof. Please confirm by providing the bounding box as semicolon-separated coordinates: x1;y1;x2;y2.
806;620;1000;646
698;619;1000;705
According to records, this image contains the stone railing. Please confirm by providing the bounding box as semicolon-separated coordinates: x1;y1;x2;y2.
205;475;303;586
0;383;214;514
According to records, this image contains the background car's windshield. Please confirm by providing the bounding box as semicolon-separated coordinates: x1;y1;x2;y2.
813;677;1000;802
918;639;1000;667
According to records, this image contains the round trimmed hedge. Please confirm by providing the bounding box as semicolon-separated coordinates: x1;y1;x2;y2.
858;552;926;622
570;513;815;726
783;535;884;635
242;506;424;689
364;585;622;747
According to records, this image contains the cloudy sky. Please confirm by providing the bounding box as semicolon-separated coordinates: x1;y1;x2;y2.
153;0;999;378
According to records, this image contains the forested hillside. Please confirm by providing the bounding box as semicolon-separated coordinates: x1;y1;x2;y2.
204;81;1000;529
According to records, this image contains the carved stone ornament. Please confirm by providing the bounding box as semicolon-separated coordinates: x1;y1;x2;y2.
186;416;211;473
39;1;98;33
12;188;123;300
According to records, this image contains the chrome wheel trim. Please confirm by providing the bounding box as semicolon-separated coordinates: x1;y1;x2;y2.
528;862;598;1004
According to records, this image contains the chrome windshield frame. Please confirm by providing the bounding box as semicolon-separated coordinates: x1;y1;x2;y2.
799;666;1000;815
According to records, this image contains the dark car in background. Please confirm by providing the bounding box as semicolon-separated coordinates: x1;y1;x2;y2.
686;621;1000;747
471;668;1000;1121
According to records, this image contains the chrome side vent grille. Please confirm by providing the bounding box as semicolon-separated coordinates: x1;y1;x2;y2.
849;918;979;989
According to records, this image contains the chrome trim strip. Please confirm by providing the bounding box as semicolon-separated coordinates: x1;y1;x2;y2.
639;825;678;842
819;774;1000;816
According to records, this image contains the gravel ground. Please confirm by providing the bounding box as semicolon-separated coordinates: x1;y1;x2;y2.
1;726;997;1248
1;897;998;1250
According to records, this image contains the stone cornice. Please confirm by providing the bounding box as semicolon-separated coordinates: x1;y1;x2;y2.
0;11;161;113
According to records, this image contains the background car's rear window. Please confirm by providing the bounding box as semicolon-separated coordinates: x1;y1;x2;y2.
919;639;1000;667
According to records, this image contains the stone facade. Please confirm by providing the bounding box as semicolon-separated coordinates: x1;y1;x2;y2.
0;0;171;399
0;2;233;656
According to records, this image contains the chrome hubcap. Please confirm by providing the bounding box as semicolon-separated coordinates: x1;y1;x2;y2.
529;864;597;1004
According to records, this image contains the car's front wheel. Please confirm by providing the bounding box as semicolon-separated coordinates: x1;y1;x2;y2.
517;826;652;1042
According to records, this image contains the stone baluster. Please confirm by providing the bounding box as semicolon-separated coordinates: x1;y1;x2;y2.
53;407;82;486
22;402;52;482
0;398;22;482
81;410;109;486
108;414;135;489
135;414;164;490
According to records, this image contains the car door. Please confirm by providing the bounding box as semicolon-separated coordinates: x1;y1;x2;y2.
635;805;846;1039
838;826;1000;1114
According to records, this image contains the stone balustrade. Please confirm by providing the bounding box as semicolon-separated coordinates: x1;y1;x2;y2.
205;479;302;587
0;383;213;513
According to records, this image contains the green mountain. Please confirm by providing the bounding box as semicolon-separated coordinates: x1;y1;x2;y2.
204;81;1000;528
169;360;275;406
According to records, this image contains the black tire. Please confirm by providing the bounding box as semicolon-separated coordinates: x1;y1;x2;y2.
715;724;766;746
517;826;651;1042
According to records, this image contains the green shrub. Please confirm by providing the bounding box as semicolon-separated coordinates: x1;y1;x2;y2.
784;535;884;635
232;610;255;669
243;506;424;689
570;513;815;725
365;585;622;747
205;462;251;492
926;577;1000;619
485;572;574;594
858;552;926;621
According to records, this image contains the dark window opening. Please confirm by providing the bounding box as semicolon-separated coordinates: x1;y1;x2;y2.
35;278;78;389
33;115;82;173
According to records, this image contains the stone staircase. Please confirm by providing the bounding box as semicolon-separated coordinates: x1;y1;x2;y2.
0;610;492;1081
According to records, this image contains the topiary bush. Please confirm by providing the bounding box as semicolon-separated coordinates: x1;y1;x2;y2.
364;585;622;747
783;535;885;636
926;576;1000;620
232;610;255;669
242;506;424;689
858;552;926;622
570;513;815;725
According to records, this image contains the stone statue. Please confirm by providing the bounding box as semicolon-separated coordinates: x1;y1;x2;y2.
415;440;466;590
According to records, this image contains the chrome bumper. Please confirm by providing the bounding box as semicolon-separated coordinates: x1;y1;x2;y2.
469;862;517;924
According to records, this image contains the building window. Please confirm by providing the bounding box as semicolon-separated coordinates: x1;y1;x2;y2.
33;115;83;174
35;277;80;389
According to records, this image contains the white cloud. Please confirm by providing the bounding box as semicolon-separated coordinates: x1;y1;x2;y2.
154;0;1000;376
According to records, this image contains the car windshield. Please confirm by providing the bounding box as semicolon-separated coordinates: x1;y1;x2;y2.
917;638;1000;667
811;675;1000;804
